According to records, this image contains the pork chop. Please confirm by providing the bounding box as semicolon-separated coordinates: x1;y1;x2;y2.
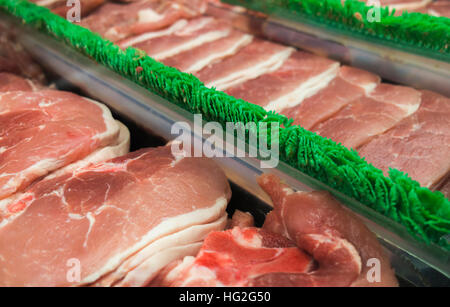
358;90;450;188
225;51;339;112
195;39;294;90
0;146;231;286
0;90;120;201
282;66;380;130
313;83;421;149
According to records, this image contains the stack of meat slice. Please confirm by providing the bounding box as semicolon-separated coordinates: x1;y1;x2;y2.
225;51;339;111
0;90;130;212
0;146;231;286
80;0;208;42
118;17;233;61
154;174;398;287
358;90;450;189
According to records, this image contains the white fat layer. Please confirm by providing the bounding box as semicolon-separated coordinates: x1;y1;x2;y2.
207;47;295;91
46;121;130;180
116;242;203;287
120;20;188;48
114;215;227;286
137;8;164;23
184;34;253;73
231;227;262;248
152;30;231;60
83;98;120;146
80;196;228;285
164;256;195;283
265;63;339;112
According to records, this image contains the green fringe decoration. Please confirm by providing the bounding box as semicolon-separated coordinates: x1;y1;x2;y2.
1;0;449;250
224;0;450;61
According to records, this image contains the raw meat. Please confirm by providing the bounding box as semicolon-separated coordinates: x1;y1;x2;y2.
30;0;105;18
225;51;339;112
257;174;398;287
195;39;294;90
155;174;397;287
152;227;313;287
80;0;207;42
313;83;421;149
0;90;120;201
282;66;380;130
162;30;253;73
227;210;255;229
358;90;450;188
120;17;232;61
0;73;40;92
0;146;231;286
427;0;450;17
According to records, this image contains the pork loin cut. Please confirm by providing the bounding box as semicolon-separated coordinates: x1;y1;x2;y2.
225;51;339;112
152;227;313;287
257;174;398;287
0;146;231;286
120;17;232;60
0;73;41;92
282;66;380;130
80;0;207;42
0;90;120;201
313;83;421;149
195;39;294;90
162;30;253;73
358;90;450;188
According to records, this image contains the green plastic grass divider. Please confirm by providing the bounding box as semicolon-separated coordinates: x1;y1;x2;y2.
224;0;450;61
1;0;449;250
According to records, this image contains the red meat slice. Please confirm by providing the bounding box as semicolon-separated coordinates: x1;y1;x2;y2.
0;90;119;201
80;0;207;41
153;227;313;287
0;73;40;92
225;51;339;112
195;39;294;90
0;146;231;286
358;90;450;188
282;66;380;130
313;83;421;149
161;30;253;73
120;17;232;61
256;174;398;287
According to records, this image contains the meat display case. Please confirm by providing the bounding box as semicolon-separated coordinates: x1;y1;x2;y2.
211;0;450;97
2;11;448;287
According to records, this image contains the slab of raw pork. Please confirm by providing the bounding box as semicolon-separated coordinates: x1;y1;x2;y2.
0;73;41;92
152;227;313;287
313;83;421;149
358;90;450;188
195;39;294;90
80;0;207;42
119;17;232;61
161;30;253;73
0;90;120;201
155;174;398;287
282;66;380;130
0;146;231;286
225;51;339;112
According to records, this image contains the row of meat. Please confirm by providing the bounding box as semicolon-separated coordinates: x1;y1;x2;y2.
66;0;450;196
0;32;399;286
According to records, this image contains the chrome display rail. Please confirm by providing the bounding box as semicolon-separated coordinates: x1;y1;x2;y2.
3;13;449;286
